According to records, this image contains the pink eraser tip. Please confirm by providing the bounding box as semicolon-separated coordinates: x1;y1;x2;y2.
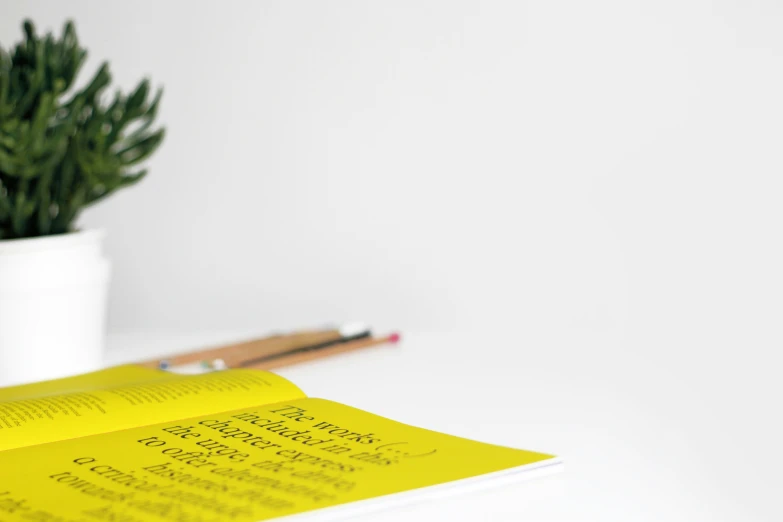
388;332;401;343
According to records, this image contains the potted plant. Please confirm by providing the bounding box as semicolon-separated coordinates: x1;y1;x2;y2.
0;20;164;386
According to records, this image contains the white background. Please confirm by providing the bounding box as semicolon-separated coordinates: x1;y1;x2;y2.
3;1;783;520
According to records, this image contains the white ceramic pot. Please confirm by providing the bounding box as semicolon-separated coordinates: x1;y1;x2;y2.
0;229;110;386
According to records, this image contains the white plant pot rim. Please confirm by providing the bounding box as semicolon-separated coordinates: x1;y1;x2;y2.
0;228;110;291
0;228;105;255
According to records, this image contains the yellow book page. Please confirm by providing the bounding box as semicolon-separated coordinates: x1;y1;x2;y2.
0;398;555;521
0;368;305;452
0;365;175;402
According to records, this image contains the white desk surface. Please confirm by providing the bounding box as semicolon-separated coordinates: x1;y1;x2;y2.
106;329;781;522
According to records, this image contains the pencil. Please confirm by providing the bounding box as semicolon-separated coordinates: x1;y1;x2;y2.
242;333;401;371
137;326;363;369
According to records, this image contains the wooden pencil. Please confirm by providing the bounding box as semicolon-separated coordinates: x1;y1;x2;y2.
137;329;345;369
243;333;400;371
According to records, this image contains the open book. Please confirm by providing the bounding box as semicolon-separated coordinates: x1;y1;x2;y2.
0;366;561;521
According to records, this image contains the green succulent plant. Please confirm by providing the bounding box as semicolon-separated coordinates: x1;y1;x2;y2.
0;19;164;240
